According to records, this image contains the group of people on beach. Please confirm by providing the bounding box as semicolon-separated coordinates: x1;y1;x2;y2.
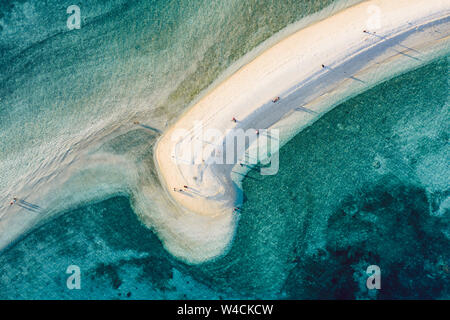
230;96;281;123
171;185;241;212
173;185;189;192
9;197;18;206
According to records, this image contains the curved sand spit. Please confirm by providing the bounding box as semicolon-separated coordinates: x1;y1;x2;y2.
155;0;450;262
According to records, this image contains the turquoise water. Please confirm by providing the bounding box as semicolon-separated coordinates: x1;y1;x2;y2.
0;57;448;299
1;0;449;299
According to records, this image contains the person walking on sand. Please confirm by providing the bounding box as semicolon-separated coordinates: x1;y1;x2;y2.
232;117;237;123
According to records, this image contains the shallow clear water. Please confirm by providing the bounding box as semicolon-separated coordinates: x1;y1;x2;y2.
0;57;448;299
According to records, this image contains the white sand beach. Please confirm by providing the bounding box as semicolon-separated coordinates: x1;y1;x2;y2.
154;0;450;262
